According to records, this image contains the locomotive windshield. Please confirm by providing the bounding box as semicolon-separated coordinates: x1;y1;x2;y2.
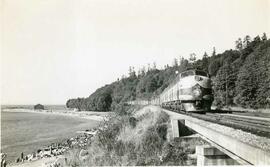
195;70;208;77
181;70;195;78
181;70;208;78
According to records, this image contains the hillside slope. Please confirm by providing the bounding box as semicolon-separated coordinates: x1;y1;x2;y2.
66;34;270;111
65;106;206;166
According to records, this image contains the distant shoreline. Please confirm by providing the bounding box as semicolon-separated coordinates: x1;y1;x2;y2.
2;108;111;121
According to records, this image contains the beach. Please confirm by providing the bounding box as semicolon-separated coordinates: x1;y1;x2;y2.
1;108;110;163
2;108;110;121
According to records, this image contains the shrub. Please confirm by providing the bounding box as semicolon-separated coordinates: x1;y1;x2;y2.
66;107;192;166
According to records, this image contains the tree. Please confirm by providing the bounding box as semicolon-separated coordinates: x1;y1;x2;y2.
208;59;220;76
235;38;243;50
201;52;209;72
262;32;267;41
141;66;146;76
234;61;257;108
253;35;261;46
147;63;151;72
164;64;169;69
212;47;216;57
66;34;270;111
233;39;270;109
153;62;157;70
213;63;236;107
172;58;178;67
189;53;196;62
243;35;251;48
96;93;112;111
203;52;208;59
189;53;196;69
128;66;134;77
121;75;126;79
178;57;188;72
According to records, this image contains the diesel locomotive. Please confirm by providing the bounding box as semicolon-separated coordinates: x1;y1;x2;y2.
151;69;213;113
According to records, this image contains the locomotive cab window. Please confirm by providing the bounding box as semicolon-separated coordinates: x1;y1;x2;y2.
181;70;195;78
195;70;208;77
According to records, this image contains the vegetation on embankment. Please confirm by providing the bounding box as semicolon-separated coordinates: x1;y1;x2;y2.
64;105;205;166
66;33;270;111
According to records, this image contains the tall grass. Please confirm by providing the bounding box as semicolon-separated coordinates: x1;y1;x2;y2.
65;105;191;166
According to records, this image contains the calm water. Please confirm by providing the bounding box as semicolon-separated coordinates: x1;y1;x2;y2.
1;111;100;162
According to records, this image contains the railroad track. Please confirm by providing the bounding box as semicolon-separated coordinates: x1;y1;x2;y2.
166;108;270;138
193;113;270;137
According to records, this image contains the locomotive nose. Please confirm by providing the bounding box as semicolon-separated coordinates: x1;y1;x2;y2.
193;89;202;97
192;84;202;97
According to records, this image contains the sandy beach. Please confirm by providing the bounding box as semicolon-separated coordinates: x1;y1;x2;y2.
1;108;111;121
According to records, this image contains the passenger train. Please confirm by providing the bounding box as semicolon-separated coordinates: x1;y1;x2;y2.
150;69;213;113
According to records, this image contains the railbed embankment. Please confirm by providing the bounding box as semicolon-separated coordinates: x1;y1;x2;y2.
163;107;270;152
162;106;270;165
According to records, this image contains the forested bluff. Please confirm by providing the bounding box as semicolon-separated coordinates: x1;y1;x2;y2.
66;33;270;111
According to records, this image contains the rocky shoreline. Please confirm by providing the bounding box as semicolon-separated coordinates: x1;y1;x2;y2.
1;108;109;167
2;129;98;167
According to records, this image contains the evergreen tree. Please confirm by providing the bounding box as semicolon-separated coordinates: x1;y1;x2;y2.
128;66;136;77
147;63;151;72
212;47;216;57
189;53;196;62
201;52;209;72
213;63;235;107
252;36;261;46
235;38;243;50
153;62;157;70
172;58;178;67
141;66;146;76
66;35;270;111
203;52;208;59
189;53;197;69
243;35;251;48
208;59;220;76
262;32;267;41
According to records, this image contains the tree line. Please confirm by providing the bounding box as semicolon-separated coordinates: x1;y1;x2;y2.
66;33;270;111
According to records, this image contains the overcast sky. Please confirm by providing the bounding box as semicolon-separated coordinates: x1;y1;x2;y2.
1;0;270;105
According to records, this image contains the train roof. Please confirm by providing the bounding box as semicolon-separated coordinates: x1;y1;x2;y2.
160;69;209;95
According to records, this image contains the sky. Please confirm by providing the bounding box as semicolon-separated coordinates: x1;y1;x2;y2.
1;0;270;105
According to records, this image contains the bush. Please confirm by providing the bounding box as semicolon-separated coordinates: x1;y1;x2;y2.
129;117;137;128
161;141;187;166
113;103;132;116
66;107;192;166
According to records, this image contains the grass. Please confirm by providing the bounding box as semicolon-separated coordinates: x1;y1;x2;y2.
65;105;204;166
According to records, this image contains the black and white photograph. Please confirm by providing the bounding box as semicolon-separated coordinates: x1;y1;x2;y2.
1;0;270;166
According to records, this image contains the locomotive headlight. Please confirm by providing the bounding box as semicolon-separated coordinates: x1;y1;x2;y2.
193;84;202;97
193;89;201;96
